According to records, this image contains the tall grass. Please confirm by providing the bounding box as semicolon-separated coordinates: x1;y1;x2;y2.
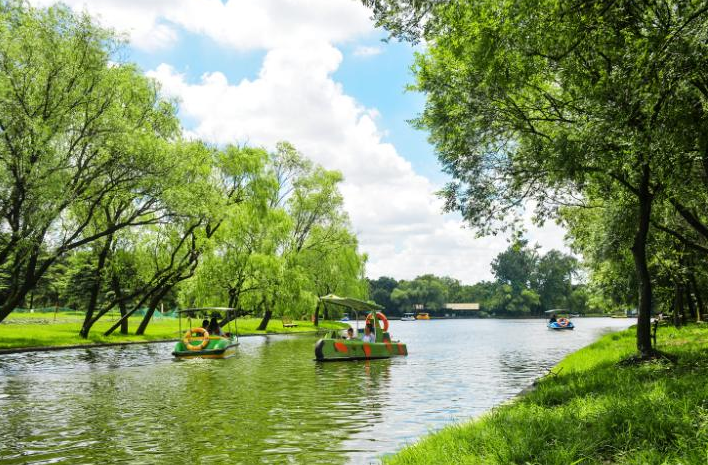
386;325;708;464
0;313;347;349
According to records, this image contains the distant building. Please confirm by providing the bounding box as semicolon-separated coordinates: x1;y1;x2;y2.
444;303;480;311
441;303;480;318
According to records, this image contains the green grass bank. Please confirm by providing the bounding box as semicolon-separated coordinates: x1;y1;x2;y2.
386;324;708;464
0;312;347;350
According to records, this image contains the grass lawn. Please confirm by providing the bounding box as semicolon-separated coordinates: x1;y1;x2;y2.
0;312;347;350
386;324;708;464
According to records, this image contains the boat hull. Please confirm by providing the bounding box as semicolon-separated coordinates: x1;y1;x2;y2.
314;338;408;361
173;337;239;359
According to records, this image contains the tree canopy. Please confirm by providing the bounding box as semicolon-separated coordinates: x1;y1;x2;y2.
363;0;708;356
0;2;368;336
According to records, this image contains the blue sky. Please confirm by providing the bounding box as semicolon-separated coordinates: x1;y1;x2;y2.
32;0;567;284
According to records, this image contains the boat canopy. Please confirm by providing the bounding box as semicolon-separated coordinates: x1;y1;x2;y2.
319;294;383;313
544;308;568;314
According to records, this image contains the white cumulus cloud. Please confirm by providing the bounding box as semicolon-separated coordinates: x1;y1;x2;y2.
30;0;374;51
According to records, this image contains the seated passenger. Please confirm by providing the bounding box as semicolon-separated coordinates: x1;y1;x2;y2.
201;319;210;330
549;313;557;323
361;324;375;343
207;316;224;336
345;327;355;339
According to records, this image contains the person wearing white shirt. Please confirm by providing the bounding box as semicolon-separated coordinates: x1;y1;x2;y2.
361;324;375;343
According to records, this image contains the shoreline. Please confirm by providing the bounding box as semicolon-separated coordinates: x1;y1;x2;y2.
383;324;708;464
0;329;328;355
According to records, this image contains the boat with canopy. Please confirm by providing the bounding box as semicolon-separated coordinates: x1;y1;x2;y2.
314;295;408;362
545;309;575;330
172;307;240;359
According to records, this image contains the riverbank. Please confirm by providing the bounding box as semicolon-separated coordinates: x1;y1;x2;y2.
386;324;708;464
0;313;348;351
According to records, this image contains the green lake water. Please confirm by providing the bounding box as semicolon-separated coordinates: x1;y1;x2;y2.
0;318;633;464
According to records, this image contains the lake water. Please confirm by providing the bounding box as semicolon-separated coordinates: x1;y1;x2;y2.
0;318;633;464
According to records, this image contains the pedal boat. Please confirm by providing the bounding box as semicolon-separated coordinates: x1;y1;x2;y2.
172;307;240;359
314;295;408;362
401;313;416;321
415;312;430;320
548;317;574;330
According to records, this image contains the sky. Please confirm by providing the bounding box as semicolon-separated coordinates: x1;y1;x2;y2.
33;0;569;284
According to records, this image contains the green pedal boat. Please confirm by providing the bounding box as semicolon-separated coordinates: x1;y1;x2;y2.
314;295;408;362
172;307;240;359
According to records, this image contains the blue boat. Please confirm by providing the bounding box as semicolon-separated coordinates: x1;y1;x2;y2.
548;318;574;330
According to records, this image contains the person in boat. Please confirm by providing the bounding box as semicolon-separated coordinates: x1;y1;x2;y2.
201;319;210;330
361;324;375;343
207;316;224;336
346;327;355;339
549;313;557;323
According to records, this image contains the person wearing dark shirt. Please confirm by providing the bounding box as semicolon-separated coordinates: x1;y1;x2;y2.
207;316;224;336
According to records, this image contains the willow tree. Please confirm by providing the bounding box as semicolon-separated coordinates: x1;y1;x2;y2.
178;145;286;317
364;0;708;358
0;2;178;322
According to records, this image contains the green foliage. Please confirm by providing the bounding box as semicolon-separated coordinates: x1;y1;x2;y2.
369;244;582;316
491;240;539;292
364;0;708;352
0;3;368;335
0;1;179;321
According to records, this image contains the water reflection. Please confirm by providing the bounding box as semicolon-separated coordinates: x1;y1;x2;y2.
0;318;633;464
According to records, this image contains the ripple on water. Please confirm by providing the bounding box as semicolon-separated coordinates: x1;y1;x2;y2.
0;318;634;464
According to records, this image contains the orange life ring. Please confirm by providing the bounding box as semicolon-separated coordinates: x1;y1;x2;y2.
365;312;389;332
557;318;569;327
183;327;210;351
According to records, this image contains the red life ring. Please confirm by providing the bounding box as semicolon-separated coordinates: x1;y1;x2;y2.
365;312;389;332
557;318;570;327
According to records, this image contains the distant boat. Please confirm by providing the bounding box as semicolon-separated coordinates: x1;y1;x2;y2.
416;312;430;320
548;317;574;330
340;314;350;321
401;313;416;321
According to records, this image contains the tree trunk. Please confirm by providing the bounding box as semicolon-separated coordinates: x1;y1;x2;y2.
103;288;156;336
0;253;41;323
688;271;704;322
257;308;272;331
135;286;171;335
228;289;237;309
80;236;112;338
111;275;129;334
631;164;653;357
673;281;684;327
313;301;320;327
685;285;697;321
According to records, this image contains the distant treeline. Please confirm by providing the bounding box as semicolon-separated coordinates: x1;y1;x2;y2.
369;241;591;317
